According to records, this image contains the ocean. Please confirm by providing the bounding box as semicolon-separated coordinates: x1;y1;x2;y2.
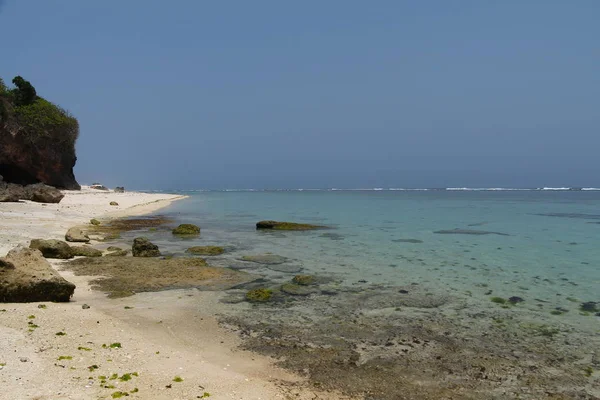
126;188;600;398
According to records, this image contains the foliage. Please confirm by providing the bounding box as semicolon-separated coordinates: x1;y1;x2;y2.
11;76;37;106
0;75;79;150
14;97;79;148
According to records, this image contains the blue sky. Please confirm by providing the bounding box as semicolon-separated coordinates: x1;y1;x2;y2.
1;1;598;189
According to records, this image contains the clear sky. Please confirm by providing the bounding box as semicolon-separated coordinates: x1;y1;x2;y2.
1;1;598;189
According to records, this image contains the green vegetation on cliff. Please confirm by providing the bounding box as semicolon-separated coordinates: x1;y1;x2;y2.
0;76;79;147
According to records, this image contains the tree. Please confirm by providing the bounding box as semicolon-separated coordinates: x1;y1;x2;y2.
11;76;37;106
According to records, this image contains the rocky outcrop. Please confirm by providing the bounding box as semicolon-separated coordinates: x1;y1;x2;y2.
0;76;80;190
65;227;90;243
256;220;326;230
0;246;75;302
132;237;161;257
114;187;125;193
29;239;74;259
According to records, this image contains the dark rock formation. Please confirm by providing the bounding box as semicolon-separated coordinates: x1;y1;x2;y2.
256;220;326;230
132;237;161;257
109;201;119;206
0;77;80;190
114;186;125;193
0;246;75;302
29;239;74;259
90;184;108;191
0;182;64;203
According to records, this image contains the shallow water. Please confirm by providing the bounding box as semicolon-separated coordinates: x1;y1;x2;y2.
129;190;600;398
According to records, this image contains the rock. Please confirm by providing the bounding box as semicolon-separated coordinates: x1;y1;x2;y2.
508;296;524;304
90;184;109;191
82;304;90;309
29;239;73;259
90;219;101;226
256;220;326;230
186;246;225;256
434;229;509;236
172;224;200;235
580;302;599;312
0;185;21;202
281;283;316;296
392;239;424;244
28;184;64;204
106;246;122;252
245;288;273;303
105;249;128;257
0;246;75;302
239;254;288;265
132;237;161;257
109;201;118;206
71;246;103;257
65;227;90;243
114;187;125;193
292;275;315;285
266;264;304;273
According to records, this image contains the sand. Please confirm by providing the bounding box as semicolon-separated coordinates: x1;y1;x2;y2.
0;188;337;400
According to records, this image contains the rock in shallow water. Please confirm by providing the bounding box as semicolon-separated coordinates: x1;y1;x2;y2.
256;220;326;231
186;246;225;256
434;228;509;236
172;224;200;235
132;237;161;257
0;247;75;302
240;254;288;265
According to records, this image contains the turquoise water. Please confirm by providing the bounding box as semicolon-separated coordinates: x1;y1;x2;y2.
136;190;600;329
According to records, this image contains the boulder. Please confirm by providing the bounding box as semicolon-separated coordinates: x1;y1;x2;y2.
29;239;74;259
27;183;65;204
281;283;316;296
245;288;273;303
186;246;225;256
71;246;103;257
114;187;125;193
109;201;119;206
132;237;161;257
90;218;101;226
65;227;90;243
90;184;109;191
0;190;20;202
106;249;128;257
256;220;326;230
292;275;315;286
0;246;76;302
172;224;200;235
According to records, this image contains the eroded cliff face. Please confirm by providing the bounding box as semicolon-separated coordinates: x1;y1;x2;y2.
0;78;80;190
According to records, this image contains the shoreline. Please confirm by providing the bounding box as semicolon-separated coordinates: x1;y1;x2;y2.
0;189;333;400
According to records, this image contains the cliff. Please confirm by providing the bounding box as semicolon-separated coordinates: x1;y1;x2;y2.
0;76;80;190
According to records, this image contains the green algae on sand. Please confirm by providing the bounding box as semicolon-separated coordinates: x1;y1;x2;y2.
63;256;256;298
186;246;225;256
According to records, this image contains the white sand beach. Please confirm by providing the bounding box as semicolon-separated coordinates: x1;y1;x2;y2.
0;189;341;400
